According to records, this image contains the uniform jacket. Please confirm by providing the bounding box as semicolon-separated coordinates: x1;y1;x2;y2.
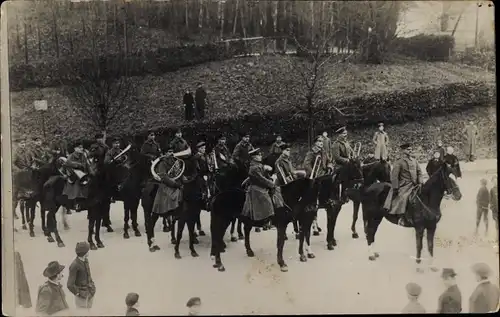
89;142;109;164
14;147;34;171
373;131;389;160
194;153;209;176
443;154;462;178
50;140;69;158
241;161;275;221
32;145;53;167
62;151;90;199
275;154;297;186
477;186;490;209
426;158;442;177
152;156;183;214
126;307;140;316
232;141;255;166
141;139;161;161
490;186;498;212
464;124;478;157
104;147;123;164
36;280;69;316
402;300;426;314
331;139;352;167
303;146;329;178
269;141;285;155
169;137;189;154
437;284;462;313
469;280;500;313
67;258;96;299
384;156;423;215
213;143;232;169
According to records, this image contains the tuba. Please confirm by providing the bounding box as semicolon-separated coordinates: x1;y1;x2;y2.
58;156;90;185
151;147;191;182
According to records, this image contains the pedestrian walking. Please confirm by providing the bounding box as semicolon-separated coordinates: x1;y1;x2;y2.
195;83;208;120
15;251;32;309
183;90;195;121
402;282;426;313
36;261;69;316
67;242;96;310
476;179;490;236
463;120;478;162
186;297;201;316
373;122;389;161
437;268;462;313
469;263;500;313
125;292;140;316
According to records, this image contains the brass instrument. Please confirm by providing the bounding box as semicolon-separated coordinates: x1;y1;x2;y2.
277;164;290;185
212;151;219;170
309;155;321;180
151;148;192;182
111;144;131;164
349;142;362;159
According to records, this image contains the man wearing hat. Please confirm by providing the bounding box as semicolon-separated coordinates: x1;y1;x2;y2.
31;137;53;168
104;138;126;165
212;135;233;171
232;133;255;171
148;145;183;252
269;135;285;156
304;135;332;179
373;122;389;161
50;130;69;159
195;82;208;119
469;262;500;313
67;242;96;309
241;148;277;223
402;282;426;313
36;261;69;316
193;141;209;234
330;126;352;202
383;143;424;220
437;268;462;313
88;133;109;166
169;129;189;154
275;143;306;186
62;142;90;211
141;131;162;162
13;137;34;213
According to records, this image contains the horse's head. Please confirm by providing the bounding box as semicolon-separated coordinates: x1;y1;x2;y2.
424;161;462;201
344;157;364;190
364;159;391;184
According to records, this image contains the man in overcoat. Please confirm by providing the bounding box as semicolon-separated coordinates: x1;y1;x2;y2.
373;122;389;161
304;136;332;179
275;143;305;186
212;135;233;171
183;90;195;121
62;142;90;211
104;138;125;165
31;137;53;168
13;138;34;209
147;146;183;252
195;82;208;119
140;131;161;162
469;262;500;313
331;126;352;202
241;149;276;222
169;129;190;154
67;242;96;310
36;261;69;316
193;141;209;234
463;120;478;162
426;151;442;177
383;143;424;216
232;133;255;171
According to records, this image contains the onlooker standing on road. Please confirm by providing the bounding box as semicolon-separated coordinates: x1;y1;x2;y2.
437;268;462;313
186;297;201;316
183;90;195;121
490;176;498;236
67;242;96;310
373;122;389;161
36;261;69;316
469;262;500;313
195;83;208;120
402;282;426;313
476;178;490;236
125;292;140;316
463;120;478;162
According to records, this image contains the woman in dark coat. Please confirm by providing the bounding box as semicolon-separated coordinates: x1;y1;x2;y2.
183;91;195;121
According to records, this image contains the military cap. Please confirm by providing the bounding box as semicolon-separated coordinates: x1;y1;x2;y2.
75;241;90;257
73;141;84;148
378;122;384;127
249;148;261;156
186;297;201;307
167;145;175;152
471;262;492;279
196;141;206;148
400;143;411;150
314;136;323;143
217;135;226;140
405;282;422;297
43;261;65;278
95;133;104;139
175;129;182;134
125;292;139;307
441;268;457;279
279;143;291;150
335;126;347;134
242;133;250;138
147;130;156;136
111;137;121;143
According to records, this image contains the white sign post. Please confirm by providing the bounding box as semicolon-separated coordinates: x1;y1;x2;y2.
34;100;48;138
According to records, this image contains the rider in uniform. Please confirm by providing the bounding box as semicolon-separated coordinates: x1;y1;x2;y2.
212;135;233;170
63;142;90;211
13;138;34;215
140;131;161;162
331;126;353;203
303;136;332;179
50;130;69;158
193;141;209;235
275;143;305;186
232;133;255;171
269;135;285;156
383;143;424;220
104;138;124;165
169;129;189;153
31;137;53;168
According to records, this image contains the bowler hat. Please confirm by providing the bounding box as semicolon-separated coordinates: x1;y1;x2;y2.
400;143;411;150
249;148;261;156
405;282;422;297
471;262;492;279
196;141;206;149
186;297;201;307
125;292;139;307
43;261;65;278
75;241;90;257
441;268;457;279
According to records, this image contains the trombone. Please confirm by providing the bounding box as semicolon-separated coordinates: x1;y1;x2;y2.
349;142;362;159
277;165;290;185
309;155;321;180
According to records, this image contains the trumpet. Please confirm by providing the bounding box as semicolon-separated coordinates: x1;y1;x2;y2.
309;155;321;180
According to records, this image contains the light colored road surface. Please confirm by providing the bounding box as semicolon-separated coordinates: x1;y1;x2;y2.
13;161;499;315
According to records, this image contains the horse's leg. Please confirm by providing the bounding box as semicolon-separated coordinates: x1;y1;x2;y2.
415;225;425;273
87;211;97;250
162;215;170;232
229;218;238;242
45;207;56;244
52;206;65;248
312;215;319;236
426;222;439;272
305;213;316;259
243;220;255;257
187;207;199;257
103;202;114;232
28;200;36;237
196;209;205;236
365;213;383;261
298;213;307;262
61;206;70;230
293;220;300;239
174;213;186;259
40;201;47;235
131;197;141;236
95;207;105;248
147;213;161;252
211;214;226;272
20;200;27;230
170;216;177;244
351;200;361;239
123;201;131;239
276;218;288;272
326;204;341;249
237;219;245;237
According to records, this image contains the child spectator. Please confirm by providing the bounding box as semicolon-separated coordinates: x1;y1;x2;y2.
125;292;140;316
402;282;426;313
476;179;490;236
469;263;500;313
437;268;462;313
67;242;96;310
186;297;201;316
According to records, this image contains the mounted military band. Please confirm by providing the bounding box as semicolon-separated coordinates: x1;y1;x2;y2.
309;155;322;180
151;147;192;182
350;142;362;159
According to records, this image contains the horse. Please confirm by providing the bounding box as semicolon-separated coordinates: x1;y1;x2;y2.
361;161;462;271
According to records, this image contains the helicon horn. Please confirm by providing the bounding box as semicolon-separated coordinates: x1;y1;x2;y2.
173;147;192;158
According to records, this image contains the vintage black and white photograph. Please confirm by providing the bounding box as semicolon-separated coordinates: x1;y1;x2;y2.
1;0;498;315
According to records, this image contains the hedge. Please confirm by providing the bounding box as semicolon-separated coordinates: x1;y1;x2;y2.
78;81;491;152
394;34;455;62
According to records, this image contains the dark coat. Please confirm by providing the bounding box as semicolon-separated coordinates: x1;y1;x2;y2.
67;258;96;300
331;139;351;168
50;140;69;158
141;139;161;161
275;154;297;186
126;307;140;316
373;131;389;160
426;158;442;177
213;143;232;169
169;137;189;154
32;145;53;167
232;141;254;167
62;152;89;200
477;186;490;209
183;93;195;121
303;146;329;178
269;141;285;155
104;147;123;164
437;284;462;313
89;142;109;165
36;281;69;316
15;251;32;308
384;157;423;214
469;280;500;313
152;156;183;214
14;147;34;170
195;87;207;106
443;154;462;178
434;146;445;160
194;153;209;176
242;161;275;221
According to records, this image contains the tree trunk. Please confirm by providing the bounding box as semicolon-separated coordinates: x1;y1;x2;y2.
273;1;278;51
220;0;225;39
185;0;189;31
307;99;314;148
37;22;42;58
23;21;28;64
198;0;203;30
52;7;60;58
